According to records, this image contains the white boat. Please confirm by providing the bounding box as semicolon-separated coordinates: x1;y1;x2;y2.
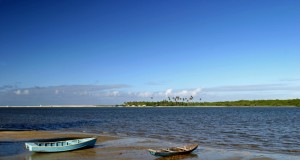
25;137;97;152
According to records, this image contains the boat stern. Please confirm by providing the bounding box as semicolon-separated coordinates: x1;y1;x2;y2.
25;143;34;151
148;149;157;156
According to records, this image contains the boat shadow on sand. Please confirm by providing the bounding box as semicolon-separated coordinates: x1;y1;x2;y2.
27;149;97;160
154;153;198;160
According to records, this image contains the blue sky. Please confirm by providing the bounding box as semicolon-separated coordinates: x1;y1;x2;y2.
0;0;300;105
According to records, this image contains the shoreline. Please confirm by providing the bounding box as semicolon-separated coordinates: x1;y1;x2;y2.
0;130;298;160
0;105;298;108
0;105;115;108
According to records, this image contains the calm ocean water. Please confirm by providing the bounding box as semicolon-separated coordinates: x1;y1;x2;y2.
0;107;299;155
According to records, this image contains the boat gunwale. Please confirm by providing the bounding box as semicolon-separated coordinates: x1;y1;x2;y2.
25;137;96;148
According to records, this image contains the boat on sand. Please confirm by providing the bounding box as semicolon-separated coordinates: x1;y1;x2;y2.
148;144;198;157
25;137;97;152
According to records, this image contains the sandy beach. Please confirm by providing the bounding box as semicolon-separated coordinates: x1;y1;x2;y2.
0;130;144;160
0;130;297;160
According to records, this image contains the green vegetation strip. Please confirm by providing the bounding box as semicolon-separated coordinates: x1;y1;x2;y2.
124;99;300;107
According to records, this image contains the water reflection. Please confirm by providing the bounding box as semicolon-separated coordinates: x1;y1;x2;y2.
26;149;96;160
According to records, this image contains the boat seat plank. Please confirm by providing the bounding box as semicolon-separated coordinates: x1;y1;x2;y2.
176;147;189;151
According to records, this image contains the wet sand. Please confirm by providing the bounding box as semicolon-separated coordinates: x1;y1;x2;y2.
0;130;297;160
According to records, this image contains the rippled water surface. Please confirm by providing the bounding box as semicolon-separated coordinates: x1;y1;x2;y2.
0;107;299;155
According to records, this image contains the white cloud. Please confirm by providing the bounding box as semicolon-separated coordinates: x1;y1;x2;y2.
204;84;300;92
0;85;15;91
104;91;120;97
120;88;203;99
111;91;120;96
163;88;202;97
1;83;300;105
165;89;172;96
0;84;131;105
137;92;153;98
14;89;29;95
198;84;300;102
23;90;29;95
14;90;21;95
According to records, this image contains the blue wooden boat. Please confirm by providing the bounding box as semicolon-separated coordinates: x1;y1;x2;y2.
148;144;198;157
25;137;97;152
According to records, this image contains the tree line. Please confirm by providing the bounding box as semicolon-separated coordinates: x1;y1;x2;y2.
123;98;300;107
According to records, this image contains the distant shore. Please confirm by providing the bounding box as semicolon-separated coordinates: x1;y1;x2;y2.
0;105;299;108
124;99;300;107
0;105;116;108
1;99;299;108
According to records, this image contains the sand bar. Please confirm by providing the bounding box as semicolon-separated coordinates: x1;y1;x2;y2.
0;130;298;160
